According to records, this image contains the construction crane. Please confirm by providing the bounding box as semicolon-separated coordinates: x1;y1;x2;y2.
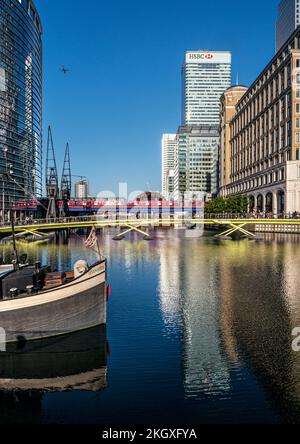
72;175;87;181
60;143;72;217
46;126;59;220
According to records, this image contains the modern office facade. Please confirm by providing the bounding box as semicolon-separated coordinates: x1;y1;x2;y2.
182;51;232;126
161;134;176;197
220;28;300;214
0;0;43;216
276;0;300;52
174;125;219;200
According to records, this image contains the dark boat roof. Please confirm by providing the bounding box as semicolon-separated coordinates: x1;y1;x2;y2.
0;260;106;302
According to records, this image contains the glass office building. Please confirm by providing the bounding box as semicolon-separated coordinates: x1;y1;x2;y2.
0;0;42;214
182;51;232;126
276;0;300;52
174;125;219;201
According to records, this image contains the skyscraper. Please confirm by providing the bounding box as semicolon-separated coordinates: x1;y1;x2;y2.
173;51;232;200
182;51;232;126
0;0;42;218
161;134;177;197
276;0;300;52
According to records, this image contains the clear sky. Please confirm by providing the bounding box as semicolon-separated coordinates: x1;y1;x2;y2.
35;0;278;196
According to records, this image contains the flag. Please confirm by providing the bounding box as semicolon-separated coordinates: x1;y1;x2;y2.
85;226;97;248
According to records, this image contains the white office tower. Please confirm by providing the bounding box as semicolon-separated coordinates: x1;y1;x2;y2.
75;180;89;199
276;0;300;52
182;51;232;126
162;134;177;197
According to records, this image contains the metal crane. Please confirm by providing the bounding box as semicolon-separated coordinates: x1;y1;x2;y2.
60;143;72;217
46;126;59;220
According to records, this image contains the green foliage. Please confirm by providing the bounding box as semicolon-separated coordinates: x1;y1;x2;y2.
205;195;248;214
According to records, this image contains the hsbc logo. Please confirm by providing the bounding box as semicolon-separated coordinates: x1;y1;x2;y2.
188;53;214;60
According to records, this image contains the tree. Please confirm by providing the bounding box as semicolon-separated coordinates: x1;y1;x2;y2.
205;195;248;214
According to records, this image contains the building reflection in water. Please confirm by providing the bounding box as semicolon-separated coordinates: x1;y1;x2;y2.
158;232;231;399
158;232;300;421
158;235;182;336
217;236;300;423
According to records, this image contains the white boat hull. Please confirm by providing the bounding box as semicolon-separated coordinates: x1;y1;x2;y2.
0;261;107;343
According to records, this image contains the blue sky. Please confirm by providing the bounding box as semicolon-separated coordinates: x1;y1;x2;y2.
35;0;278;196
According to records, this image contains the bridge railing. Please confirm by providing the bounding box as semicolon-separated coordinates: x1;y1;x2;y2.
1;211;300;229
204;212;300;220
0;214;101;228
0;213;162;228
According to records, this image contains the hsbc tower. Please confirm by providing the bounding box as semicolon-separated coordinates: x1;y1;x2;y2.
182;51;232;126
172;51;232;200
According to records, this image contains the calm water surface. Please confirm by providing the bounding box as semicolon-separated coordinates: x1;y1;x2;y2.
1;230;300;424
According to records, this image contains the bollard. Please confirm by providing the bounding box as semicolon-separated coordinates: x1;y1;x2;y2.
0;328;6;352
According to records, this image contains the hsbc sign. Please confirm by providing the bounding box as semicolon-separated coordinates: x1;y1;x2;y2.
189;53;214;60
186;51;231;64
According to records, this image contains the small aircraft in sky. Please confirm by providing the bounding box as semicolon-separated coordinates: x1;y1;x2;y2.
61;65;69;75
